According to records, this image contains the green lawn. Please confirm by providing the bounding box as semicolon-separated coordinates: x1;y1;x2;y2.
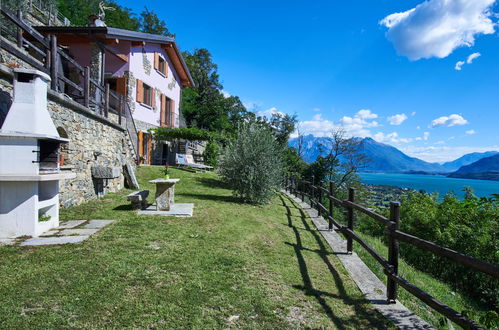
0;166;393;328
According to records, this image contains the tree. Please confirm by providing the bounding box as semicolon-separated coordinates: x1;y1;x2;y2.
139;6;172;36
218;123;283;204
58;0;140;30
304;128;367;188
181;49;254;134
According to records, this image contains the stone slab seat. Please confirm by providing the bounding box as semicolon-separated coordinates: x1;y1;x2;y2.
127;190;149;209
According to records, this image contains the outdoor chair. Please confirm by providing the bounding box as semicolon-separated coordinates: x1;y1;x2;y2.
175;154;213;171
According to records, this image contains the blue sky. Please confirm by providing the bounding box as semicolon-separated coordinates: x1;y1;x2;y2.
119;0;499;162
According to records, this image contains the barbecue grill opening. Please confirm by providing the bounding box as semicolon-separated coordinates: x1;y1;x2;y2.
37;140;61;172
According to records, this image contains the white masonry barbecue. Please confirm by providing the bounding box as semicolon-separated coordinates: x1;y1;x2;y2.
0;69;75;238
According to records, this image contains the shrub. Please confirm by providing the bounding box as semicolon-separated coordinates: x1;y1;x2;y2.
218;123;283;204
204;140;220;167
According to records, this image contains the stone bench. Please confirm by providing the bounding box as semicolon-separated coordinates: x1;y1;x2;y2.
127;190;149;209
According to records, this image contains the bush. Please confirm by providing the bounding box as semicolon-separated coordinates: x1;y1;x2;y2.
218;123;283;204
204;140;220;167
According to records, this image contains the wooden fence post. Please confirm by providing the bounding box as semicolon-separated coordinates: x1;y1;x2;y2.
317;181;322;213
301;180;304;201
310;176;315;209
16;10;23;48
83;66;90;108
328;181;334;230
118;95;123;125
347;187;355;253
387;201;400;303
49;35;58;91
104;83;109;118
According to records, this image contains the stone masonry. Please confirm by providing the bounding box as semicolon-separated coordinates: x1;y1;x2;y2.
0;64;137;208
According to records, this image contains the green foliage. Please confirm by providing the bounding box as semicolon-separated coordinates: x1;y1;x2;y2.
204;140;220;167
181;49;254;134
282;147;307;176
218;123;283;204
58;0;140;30
139;6;172;36
151;127;213;141
360;189;499;309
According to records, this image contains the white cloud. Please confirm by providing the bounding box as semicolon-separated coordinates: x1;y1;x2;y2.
374;132;412;143
387;113;408;125
355;109;378;120
455;60;465;71
243;101;262;110
294;109;379;138
380;0;496;60
400;145;499;163
435;140;446;145
416;131;430;141
295;114;339;137
221;90;231;98
256;107;285;118
429;114;468;128
467;52;481;64
465;129;476;135
455;52;482;70
411;112;416;116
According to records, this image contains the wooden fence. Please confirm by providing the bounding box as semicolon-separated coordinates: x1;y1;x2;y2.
1;6;139;157
284;175;499;330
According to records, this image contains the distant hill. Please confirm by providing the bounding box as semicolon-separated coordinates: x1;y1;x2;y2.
441;151;499;172
289;135;446;173
448;154;499;181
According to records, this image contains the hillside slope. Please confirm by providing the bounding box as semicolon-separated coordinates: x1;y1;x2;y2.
448;154;499;180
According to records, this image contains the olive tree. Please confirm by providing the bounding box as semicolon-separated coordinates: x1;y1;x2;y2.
218;123;283;204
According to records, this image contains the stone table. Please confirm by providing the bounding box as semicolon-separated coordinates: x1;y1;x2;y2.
148;179;180;211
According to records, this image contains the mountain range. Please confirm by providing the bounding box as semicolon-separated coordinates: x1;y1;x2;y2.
289;135;498;176
448;154;499;180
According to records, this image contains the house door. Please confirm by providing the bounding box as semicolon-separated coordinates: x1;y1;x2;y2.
161;144;168;165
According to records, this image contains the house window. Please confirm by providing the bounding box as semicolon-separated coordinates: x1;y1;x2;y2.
158;57;167;75
143;83;152;106
160;94;173;127
154;52;168;76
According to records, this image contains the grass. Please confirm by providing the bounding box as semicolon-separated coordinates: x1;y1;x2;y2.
0;166;394;328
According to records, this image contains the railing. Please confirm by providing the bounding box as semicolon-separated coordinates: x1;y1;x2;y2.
27;0;71;26
1;6;138;159
284;175;499;330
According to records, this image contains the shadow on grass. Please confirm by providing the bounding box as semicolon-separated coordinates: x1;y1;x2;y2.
278;193;390;329
113;204;136;211
194;177;228;189
179;192;241;204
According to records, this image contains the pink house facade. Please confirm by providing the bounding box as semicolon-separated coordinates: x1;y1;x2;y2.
35;26;194;165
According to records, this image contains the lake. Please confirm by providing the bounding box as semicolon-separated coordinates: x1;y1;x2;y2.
358;173;499;199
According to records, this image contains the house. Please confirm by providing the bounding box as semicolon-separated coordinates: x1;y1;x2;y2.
34;24;195;165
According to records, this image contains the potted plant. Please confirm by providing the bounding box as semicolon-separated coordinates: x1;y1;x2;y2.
163;164;170;180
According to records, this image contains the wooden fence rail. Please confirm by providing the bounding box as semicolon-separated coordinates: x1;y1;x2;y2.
284;175;499;329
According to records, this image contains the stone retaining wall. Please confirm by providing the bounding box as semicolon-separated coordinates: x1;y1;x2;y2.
0;65;137;208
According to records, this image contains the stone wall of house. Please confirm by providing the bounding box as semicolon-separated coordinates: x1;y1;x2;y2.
0;65;137;208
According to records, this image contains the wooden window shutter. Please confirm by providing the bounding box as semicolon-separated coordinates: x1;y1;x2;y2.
154;52;159;71
171;99;175;127
116;77;127;97
147;135;153;165
136;79;144;103
138;131;144;163
160;94;166;126
151;88;156;109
